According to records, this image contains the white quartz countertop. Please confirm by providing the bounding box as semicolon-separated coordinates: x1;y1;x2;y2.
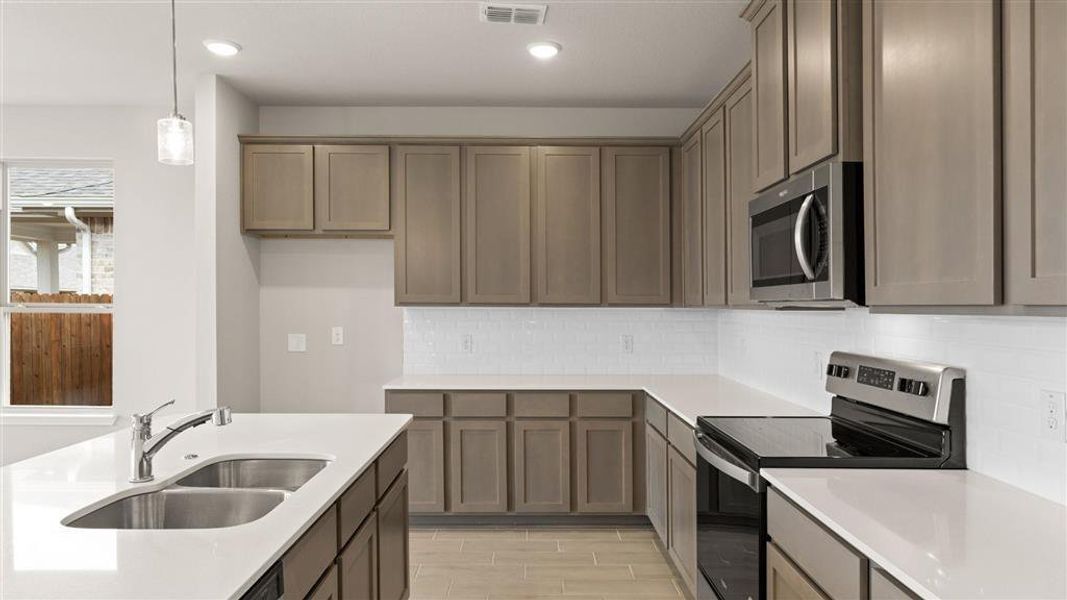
762;468;1067;600
0;413;411;600
383;374;818;425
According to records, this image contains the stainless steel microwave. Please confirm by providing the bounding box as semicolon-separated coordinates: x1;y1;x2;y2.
748;161;864;306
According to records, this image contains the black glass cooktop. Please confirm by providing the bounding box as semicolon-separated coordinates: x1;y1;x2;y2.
697;416;941;470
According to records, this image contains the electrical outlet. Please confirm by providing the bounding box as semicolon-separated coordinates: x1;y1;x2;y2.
621;334;634;354
331;326;344;346
287;333;306;353
461;333;474;354
1040;389;1066;442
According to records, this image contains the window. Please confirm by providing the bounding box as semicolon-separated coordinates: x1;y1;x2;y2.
1;162;114;408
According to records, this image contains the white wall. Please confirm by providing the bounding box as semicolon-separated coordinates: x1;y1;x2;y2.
259;106;699;137
404;308;717;375
259;239;402;413
1;105;197;463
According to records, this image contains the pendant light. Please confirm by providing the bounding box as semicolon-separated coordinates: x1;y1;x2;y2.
157;0;193;166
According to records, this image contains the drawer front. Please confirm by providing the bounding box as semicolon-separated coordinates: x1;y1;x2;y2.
870;566;920;600
376;432;408;498
514;392;571;417
666;413;696;465
576;392;634;418
385;391;445;417
768;489;865;600
282;507;338;600
450;392;508;417
338;464;376;548
645;396;668;435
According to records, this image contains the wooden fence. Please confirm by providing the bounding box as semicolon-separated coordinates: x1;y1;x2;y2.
9;292;112;406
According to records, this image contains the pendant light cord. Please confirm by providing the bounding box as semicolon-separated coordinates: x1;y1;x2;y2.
170;0;179;117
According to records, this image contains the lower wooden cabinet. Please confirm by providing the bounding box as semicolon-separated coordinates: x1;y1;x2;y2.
449;420;509;512
767;541;829;600
377;472;410;600
406;420;445;513
667;446;697;593
513;420;571;513
338;513;377;600
645;426;669;542
575;420;633;513
308;564;340;600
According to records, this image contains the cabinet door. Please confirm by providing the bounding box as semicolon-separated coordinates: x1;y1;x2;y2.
308;564;339;600
394;145;462;304
681;133;704;307
377;472;410;600
766;542;829;600
645;426;669;544
751;0;788;191
314;145;390;231
534;146;601;304
787;0;836;174
407;420;445;513
242;144;314;231
602;147;672;305
464;146;531;304
338;513;377;600
1004;0;1067;305
449;420;508;512
575;420;632;513
863;0;999;305
726;75;756;306
667;447;697;594
513;420;571;513
702;109;728;306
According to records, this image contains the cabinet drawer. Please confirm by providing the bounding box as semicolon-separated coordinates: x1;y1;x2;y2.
450;392;507;417
666;413;695;465
576;392;634;417
514;392;570;417
385;392;445;417
645;396;668;435
375;432;407;498
768;488;865;600
282;507;338;600
338;464;376;548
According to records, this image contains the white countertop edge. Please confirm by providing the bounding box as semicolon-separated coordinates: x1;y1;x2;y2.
761;469;941;600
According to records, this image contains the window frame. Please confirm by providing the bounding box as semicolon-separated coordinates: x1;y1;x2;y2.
1;159;115;414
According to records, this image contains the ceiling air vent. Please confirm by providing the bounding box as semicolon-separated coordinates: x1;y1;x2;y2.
480;3;548;25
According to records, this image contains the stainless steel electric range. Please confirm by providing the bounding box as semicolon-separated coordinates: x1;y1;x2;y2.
693;352;966;600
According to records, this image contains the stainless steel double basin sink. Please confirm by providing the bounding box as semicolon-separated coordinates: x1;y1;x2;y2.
66;459;329;530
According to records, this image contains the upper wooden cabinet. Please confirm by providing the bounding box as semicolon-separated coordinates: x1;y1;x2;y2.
749;0;788;192
464;146;532;304
602;147;672;305
1004;0;1067;306
394;145;462;304
726;75;756;306
863;0;1000;305
314;145;390;231
681;133;704;307
242;144;314;231
534;146;602;305
702;109;728;307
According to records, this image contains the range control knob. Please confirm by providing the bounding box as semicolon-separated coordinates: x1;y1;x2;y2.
897;378;929;396
825;364;851;378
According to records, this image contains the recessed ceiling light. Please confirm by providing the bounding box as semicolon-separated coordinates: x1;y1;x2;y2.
527;41;561;59
203;39;242;57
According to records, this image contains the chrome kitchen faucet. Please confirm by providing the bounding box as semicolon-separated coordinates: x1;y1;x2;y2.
130;400;232;483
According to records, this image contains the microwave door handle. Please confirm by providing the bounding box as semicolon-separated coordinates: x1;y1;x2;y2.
694;431;761;492
794;193;817;280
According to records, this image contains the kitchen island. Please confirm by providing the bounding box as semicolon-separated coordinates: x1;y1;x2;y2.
0;413;411;599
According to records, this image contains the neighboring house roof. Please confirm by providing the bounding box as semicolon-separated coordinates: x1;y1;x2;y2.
8;166;114;209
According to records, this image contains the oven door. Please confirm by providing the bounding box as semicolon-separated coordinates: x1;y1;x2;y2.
695;431;765;600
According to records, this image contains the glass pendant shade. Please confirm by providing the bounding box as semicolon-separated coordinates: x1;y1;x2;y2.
157;115;194;166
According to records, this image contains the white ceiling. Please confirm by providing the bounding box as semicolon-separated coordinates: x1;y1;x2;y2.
1;0;750;108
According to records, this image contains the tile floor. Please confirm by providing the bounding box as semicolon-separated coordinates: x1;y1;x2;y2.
408;526;687;599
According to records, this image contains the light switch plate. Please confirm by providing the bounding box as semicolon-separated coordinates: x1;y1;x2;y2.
331;327;344;346
287;333;307;353
1039;389;1066;442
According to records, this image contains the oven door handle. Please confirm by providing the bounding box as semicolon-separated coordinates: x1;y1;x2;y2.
794;193;817;280
694;431;761;492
